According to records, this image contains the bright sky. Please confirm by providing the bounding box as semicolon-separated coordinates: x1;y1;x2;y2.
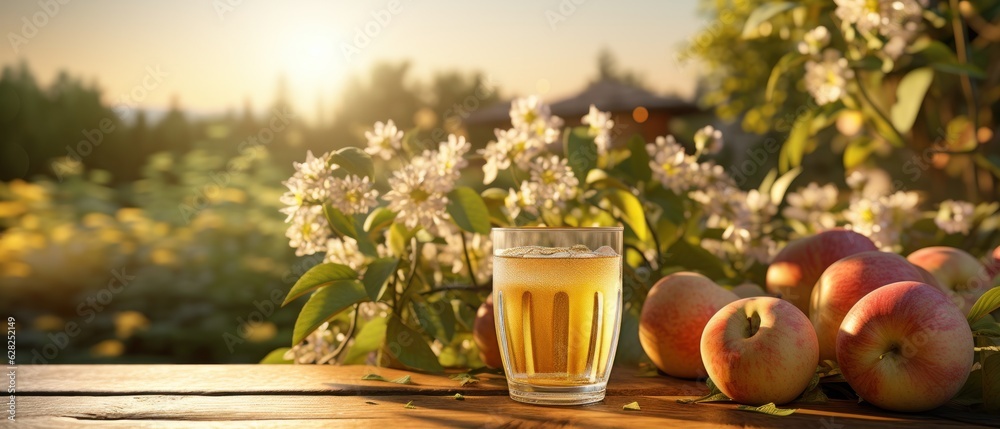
0;0;704;123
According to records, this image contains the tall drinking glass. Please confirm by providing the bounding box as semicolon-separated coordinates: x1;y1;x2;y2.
492;227;623;405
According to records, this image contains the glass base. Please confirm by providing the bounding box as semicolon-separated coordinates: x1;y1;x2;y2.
506;380;607;406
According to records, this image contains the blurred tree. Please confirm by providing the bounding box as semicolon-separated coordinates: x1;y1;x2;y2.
593;48;647;89
151;95;193;156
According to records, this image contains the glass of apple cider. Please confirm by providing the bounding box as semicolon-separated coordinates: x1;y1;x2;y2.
491;227;623;405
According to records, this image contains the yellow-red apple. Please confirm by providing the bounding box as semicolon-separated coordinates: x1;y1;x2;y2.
766;229;878;314
810;251;925;362
908;246;992;314
473;295;503;368
700;297;818;405
837;281;974;412
639;272;738;379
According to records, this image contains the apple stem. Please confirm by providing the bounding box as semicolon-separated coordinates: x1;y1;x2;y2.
745;312;761;337
879;345;900;361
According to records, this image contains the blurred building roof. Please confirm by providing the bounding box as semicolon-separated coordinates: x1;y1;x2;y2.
465;79;697;124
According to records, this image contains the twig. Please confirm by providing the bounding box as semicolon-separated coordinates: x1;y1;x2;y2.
420;283;493;295
326;303;360;364
460;231;481;289
951;0;978;129
644;216;663;268
393;237;422;314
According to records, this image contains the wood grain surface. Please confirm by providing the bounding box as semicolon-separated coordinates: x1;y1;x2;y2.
12;365;1000;428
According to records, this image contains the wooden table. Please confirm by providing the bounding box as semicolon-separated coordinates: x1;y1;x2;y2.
13;365;1000;428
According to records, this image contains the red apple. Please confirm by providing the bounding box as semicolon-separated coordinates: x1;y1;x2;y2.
473;295;503;368
810;251;925;362
701;297;818;405
639;272;739;379
907;246;991;314
766;229;878;315
837;281;974;412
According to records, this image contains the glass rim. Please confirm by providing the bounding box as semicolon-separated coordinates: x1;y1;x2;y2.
491;226;624;232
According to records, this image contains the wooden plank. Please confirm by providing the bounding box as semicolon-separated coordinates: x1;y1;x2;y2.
17;365;707;397
15;395;996;428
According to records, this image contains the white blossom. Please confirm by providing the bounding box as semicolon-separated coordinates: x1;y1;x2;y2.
323;236;366;270
581;104;614;154
528;155;579;203
329;175;379;216
783;183;840;231
364;120;404;161
505;182;538;220
834;0;923;38
647;135;696;194
429;134;471;183
280;151;336;256
797;26;830;55
694;125;723;155
383;164;450;232
479;127;546;184
805;49;854;106
283;205;331;256
509;96;563;144
935;200;976;234
844;191;919;251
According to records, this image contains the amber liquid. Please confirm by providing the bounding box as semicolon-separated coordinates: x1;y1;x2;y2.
493;254;622;386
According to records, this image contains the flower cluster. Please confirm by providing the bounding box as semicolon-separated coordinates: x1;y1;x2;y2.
278;94;996;371
782;172;983;252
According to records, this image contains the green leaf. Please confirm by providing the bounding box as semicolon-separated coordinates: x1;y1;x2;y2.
945;116;977;152
364;207;397;236
625;134;652;181
951;367;984;406
412;299;456;343
283;263;359;306
259;347;293;364
622;401;641;411
331;146;375;179
890;68;933;134
742;2;797;39
292;281;368;345
982;351;1000;411
769;166;801;205
757;168;778;196
779;110;814;172
736;403;797;416
447;187;491;235
362;373;388;381
766;52;806;101
343;318;388;364
932;62;986;79
363;258;399;301
384;315;445;373
323;204;358;239
390;375;413;385
404;400;416;409
454;393;465;400
388;223;416;256
844;138;876;170
666;238;729;280
968;287;1000;323
603;188;649;241
450;373;480;386
565;126;598;182
677;393;731;404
